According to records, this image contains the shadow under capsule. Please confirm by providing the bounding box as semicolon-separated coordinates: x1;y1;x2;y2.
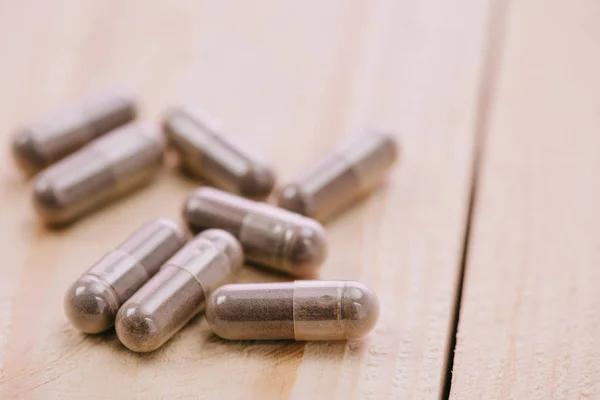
203;331;306;359
202;331;369;363
106;316;202;362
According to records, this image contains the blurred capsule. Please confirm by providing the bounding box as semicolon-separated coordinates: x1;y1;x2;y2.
163;106;275;199
278;127;399;221
64;219;186;334
33;122;164;226
116;229;243;352
183;187;327;277
206;280;379;340
12;88;136;175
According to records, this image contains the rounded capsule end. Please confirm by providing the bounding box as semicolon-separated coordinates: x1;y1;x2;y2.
12;128;45;175
182;187;246;235
277;184;313;218
161;107;183;134
182;187;212;233
64;276;120;334
205;285;230;339
137;122;166;149
182;189;210;233
115;304;163;353
198;229;244;271
153;218;187;243
112;85;137;110
373;129;400;164
33;175;67;225
342;281;380;339
286;221;328;277
238;164;276;200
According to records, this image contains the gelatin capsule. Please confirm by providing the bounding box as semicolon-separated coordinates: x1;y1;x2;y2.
278;127;399;221
206;280;379;340
33;122;165;226
12;88;136;175
116;229;243;352
183;187;327;277
163;106;275;199
64;219;186;334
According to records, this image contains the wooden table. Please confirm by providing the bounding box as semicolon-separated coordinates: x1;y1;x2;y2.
1;1;598;399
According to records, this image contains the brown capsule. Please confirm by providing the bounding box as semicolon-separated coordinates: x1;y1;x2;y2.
163;106;275;199
12;88;136;175
33;122;165;226
116;229;243;352
64;219;186;334
278;127;399;221
183;187;327;277
206;280;379;341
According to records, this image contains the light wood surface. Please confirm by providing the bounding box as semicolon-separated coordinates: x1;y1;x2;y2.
2;0;569;399
450;0;600;398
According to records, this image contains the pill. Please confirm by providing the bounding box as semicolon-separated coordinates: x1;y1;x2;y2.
33;122;165;226
12;88;136;175
64;219;186;334
183;187;327;277
278;127;399;221
163;106;275;199
206;280;379;341
116;229;243;352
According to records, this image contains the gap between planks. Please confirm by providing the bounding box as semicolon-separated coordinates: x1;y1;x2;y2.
441;0;513;398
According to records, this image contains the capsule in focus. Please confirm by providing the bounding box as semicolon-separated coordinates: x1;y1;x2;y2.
183;187;327;277
116;229;243;352
206;280;379;340
278;127;399;221
163;106;275;199
64;219;186;334
12;88;136;175
33;122;165;226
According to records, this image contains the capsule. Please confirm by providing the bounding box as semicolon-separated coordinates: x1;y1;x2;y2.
64;219;186;334
163;106;275;199
183;187;327;277
207;280;379;341
116;229;243;352
33;122;164;226
278;127;399;221
12;88;136;175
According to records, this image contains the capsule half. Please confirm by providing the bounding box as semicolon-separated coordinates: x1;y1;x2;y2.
183;187;327;277
33;122;165;226
164;106;275;199
116;229;243;352
206;281;380;341
64;219;186;333
12;87;136;175
278;127;399;221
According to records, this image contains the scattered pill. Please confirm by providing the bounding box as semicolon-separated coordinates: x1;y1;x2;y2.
206;280;379;341
33;122;164;226
64;219;186;334
116;229;243;352
12;88;136;175
163;106;275;199
278;127;399;221
183;187;327;277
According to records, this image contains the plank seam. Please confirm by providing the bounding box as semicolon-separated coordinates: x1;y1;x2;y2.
442;0;513;398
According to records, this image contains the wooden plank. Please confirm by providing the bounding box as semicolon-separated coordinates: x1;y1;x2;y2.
450;0;600;398
0;1;490;398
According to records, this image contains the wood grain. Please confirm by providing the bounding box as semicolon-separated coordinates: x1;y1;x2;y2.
0;1;490;398
450;0;600;398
